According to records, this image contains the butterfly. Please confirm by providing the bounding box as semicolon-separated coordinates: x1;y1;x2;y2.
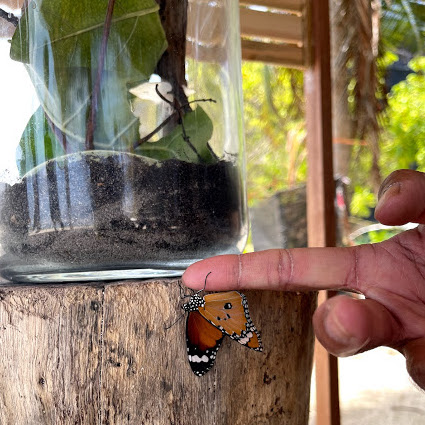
181;272;263;377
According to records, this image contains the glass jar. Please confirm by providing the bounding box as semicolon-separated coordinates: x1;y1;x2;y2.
0;0;247;282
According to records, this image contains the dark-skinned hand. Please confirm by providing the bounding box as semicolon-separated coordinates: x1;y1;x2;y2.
183;169;425;390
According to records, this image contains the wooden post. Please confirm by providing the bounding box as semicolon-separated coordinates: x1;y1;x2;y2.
305;0;341;424
0;279;315;424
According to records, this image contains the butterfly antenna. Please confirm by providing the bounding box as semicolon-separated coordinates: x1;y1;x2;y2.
192;271;212;296
203;271;212;292
164;313;185;330
178;279;193;300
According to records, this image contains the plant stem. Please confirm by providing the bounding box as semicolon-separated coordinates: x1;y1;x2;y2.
132;112;177;150
155;0;189;108
132;85;216;153
85;0;116;150
45;113;68;153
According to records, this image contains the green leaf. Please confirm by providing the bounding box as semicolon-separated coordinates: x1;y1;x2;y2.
134;106;217;163
17;107;66;177
10;0;167;151
351;186;376;218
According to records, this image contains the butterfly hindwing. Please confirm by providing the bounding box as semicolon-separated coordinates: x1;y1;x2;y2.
186;311;225;376
198;291;262;351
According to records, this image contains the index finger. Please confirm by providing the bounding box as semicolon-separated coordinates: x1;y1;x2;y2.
182;247;370;292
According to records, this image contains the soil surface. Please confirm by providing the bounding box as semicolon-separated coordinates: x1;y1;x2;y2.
0;151;246;276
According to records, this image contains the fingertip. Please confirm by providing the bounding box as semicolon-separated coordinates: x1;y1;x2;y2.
182;261;207;290
375;182;402;224
182;255;239;291
375;170;425;225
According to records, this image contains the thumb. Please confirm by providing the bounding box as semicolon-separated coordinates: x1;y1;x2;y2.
403;338;425;390
375;169;425;225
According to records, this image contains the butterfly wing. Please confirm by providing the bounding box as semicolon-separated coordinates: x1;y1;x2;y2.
186;311;225;376
199;291;262;351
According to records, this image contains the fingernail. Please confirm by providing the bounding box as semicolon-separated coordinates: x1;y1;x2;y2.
376;182;401;214
324;309;369;357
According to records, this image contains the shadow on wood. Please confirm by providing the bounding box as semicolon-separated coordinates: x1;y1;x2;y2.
0;280;316;424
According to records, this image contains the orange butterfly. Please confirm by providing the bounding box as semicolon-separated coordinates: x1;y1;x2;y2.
182;273;262;376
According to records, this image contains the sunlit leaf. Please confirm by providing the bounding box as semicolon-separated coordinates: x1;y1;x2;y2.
134;106;216;163
16;106;66;177
10;0;167;150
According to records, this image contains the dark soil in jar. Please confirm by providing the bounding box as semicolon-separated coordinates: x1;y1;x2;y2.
0;151;244;270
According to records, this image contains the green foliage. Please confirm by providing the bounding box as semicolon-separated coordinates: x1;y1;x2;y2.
353;228;400;244
10;0;166;76
347;56;425;219
241;6;425;217
381;0;425;54
347;142;373;200
350;186;376;218
337;2;425;222
10;0;217;171
17;107;66;176
242;63;306;206
11;0;167;151
377;50;399;101
368;229;398;243
134;106;215;163
380;56;425;175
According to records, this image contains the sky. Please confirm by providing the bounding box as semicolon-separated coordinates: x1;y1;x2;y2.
0;38;38;183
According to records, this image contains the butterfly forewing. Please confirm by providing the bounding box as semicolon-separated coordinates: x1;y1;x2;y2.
186;311;224;376
198;291;262;351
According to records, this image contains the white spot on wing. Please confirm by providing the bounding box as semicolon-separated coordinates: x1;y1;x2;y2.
189;355;209;363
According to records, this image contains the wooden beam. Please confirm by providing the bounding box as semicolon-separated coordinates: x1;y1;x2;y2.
315;292;341;425
241;39;305;68
240;6;303;43
240;0;306;13
304;1;334;252
304;0;340;425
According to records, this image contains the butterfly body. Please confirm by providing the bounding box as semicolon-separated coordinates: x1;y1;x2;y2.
182;293;205;311
183;290;262;376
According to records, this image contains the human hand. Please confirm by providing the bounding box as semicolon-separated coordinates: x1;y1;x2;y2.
183;169;425;390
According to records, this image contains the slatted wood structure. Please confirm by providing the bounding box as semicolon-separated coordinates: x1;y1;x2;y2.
240;0;310;68
187;0;310;68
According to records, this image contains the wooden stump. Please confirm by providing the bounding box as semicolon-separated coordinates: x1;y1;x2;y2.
0;279;316;424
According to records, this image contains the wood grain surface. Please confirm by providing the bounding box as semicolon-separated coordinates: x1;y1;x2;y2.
0;280;316;424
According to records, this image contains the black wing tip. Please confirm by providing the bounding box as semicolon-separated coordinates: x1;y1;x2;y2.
192;367;212;377
189;359;216;377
